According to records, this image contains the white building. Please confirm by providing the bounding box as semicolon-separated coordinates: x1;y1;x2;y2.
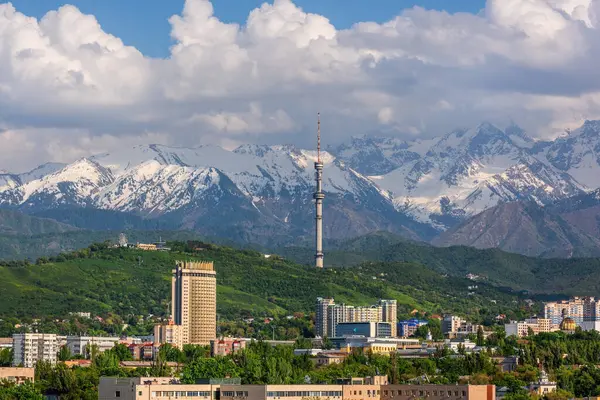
12;333;59;368
66;336;120;357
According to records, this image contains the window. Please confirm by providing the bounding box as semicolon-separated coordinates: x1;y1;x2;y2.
139;391;143;396
116;391;121;398
462;391;467;396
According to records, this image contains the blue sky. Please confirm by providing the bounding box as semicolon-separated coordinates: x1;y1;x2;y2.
9;0;486;57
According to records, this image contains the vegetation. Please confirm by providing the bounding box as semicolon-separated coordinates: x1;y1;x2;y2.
0;241;527;327
278;231;600;296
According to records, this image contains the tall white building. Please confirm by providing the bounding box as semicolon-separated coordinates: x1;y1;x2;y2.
12;333;59;368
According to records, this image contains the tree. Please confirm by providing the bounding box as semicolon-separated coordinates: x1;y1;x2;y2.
0;348;12;367
58;346;72;362
476;326;485;347
111;343;133;361
0;381;43;400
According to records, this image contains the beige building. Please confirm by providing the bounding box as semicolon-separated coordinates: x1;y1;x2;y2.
505;318;556;338
172;261;217;346
12;333;59;368
99;377;494;400
381;385;495;400
379;300;398;337
0;367;35;384
154;321;184;349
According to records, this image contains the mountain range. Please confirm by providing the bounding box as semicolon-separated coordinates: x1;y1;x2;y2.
2;120;600;256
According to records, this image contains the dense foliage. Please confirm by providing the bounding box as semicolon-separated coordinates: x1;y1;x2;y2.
0;241;526;325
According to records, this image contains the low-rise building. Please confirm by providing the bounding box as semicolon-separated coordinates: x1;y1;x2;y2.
529;370;557;396
0;367;35;384
99;377;495;400
335;322;393;338
381;384;495;400
398;319;428;338
12;333;59;367
129;343;155;361
315;351;349;366
210;338;247;357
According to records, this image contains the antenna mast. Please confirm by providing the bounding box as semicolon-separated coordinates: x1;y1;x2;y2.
317;112;321;163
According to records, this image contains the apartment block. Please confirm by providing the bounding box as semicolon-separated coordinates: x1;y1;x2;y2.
154;322;184;349
210;338;247;357
172;261;217;346
12;333;59;368
544;297;587;325
316;298;397;338
504;318;556;338
66;336;120;357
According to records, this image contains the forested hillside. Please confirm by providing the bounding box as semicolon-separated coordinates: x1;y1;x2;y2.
0;241;525;322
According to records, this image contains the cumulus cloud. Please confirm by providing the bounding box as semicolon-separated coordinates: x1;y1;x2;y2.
2;0;600;170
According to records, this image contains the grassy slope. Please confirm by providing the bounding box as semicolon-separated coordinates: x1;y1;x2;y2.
0;244;521;321
278;232;600;296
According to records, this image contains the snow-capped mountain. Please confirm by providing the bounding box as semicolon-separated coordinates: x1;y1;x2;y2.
1;120;600;245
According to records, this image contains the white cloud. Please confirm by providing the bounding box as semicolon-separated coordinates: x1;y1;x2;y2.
2;0;600;171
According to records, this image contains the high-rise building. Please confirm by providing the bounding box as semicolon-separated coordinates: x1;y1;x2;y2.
379;300;398;337
544;297;590;326
12;333;59;368
316;297;335;338
442;315;465;334
172;260;217;345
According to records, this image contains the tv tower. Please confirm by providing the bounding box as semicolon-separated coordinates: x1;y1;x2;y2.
314;113;325;268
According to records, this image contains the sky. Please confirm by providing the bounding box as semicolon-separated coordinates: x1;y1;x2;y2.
1;0;600;171
8;1;486;57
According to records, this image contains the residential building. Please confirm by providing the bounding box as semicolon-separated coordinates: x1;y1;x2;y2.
66;336;120;357
12;333;59;368
398;319;428;338
0;367;34;384
379;300;398;337
210;338;247;357
172;260;217;345
154;321;184;349
335;322;393;338
316;297;335;338
316;297;398;338
315;351;348;366
381;384;495;400
544;297;587;325
128;343;155;361
505;318;556;338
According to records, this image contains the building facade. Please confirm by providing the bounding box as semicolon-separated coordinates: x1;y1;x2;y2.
172;261;217;345
99;377;494;400
504;318;556;338
316;298;397;338
398;319;428;338
210;338;247;357
154;322;184;349
335;322;393;338
12;333;59;368
0;367;35;384
66;336;120;358
544;297;590;325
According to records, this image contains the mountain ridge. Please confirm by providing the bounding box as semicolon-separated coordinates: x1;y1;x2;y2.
1;120;600;248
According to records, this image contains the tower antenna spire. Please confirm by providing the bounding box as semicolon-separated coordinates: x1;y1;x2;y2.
317;112;321;163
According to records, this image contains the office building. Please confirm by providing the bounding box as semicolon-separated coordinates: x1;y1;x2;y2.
66;336;120;358
172;261;217;345
154;321;184;349
315;298;397;338
398;319;428;338
381;384;495;400
12;333;59;368
335;322;393;338
99;376;495;400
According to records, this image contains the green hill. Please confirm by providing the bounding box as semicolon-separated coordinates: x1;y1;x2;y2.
0;209;78;235
278;231;600;296
0;241;525;322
